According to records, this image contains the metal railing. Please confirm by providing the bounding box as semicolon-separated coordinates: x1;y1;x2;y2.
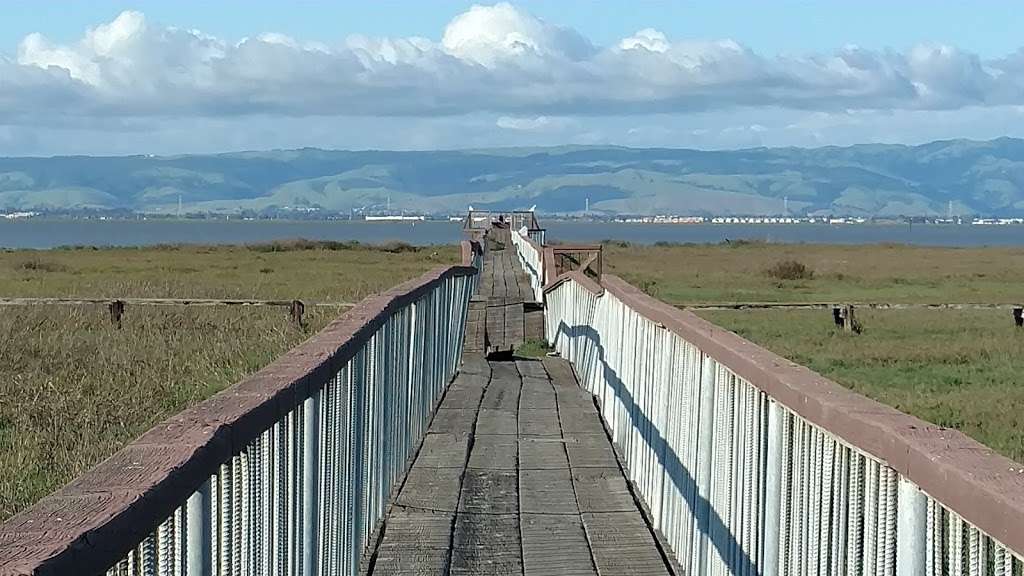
1;245;480;576
510;227;544;302
463;210;493;230
543;272;1024;576
507;210;540;231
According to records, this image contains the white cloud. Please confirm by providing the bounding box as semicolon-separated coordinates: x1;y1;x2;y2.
618;29;669;53
496;115;572;131
3;4;1024;153
441;2;593;67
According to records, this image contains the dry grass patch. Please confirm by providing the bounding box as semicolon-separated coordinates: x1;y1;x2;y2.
0;241;457;519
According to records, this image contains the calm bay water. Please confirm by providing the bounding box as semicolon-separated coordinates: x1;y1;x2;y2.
1;219;1023;249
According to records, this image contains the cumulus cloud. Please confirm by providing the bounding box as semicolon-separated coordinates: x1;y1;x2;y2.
496;115;573;131
619;29;670;53
442;2;593;66
3;3;1024;144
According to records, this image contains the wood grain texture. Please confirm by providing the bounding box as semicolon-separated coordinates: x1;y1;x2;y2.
366;356;670;576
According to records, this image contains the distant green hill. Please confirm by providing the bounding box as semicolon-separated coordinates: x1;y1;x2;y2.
3;139;1024;216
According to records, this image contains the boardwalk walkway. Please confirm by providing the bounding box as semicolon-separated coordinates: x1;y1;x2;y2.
363;222;670;575
468;225;542;355
363;355;672;575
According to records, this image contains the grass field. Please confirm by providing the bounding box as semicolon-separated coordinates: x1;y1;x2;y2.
0;241;456;520
606;242;1024;463
603;241;1024;305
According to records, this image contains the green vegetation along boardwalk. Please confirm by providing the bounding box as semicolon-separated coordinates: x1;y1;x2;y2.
363;355;672;575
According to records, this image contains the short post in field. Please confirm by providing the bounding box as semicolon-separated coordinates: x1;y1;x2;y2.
1013;307;1023;328
290;299;306;329
832;304;862;333
108;300;125;329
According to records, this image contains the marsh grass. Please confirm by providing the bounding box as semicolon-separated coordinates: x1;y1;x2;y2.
515;339;554;358
608;242;1024;464
0;241;457;301
764;259;813;281
606;242;1024;305
0;242;456;519
702;309;1024;462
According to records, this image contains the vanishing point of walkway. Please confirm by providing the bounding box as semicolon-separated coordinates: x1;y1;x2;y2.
363;355;672;575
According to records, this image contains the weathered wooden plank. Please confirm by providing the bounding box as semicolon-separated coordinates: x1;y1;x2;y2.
489;361;520;381
429;409;478;436
459;353;490;376
415;433;470;468
450;513;523;575
459;469;518;514
480;378;521;412
450;372;490;391
516;359;548;379
571;467;637;513
542;356;578;387
558;407;607;436
396;466;465;512
554;385;597;411
371;546;450;576
467;434;518;470
519;409;562;437
516;272;533;302
520;468;579;515
369;508;454;575
505;302;525;349
476;409;518;435
520;514;598;576
519;438;570;470
439;385;485;411
564;434;619;469
581;512;670;575
375;508;453;549
520;377;557;410
525;308;545;340
486;303;505;351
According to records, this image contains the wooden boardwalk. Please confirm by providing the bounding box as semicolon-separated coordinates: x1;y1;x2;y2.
476;226;541;354
363;355;672;575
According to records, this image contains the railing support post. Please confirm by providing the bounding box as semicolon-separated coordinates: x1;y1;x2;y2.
692;355;718;576
186;479;212;575
302;392;321;576
897;476;927;576
762;400;785;576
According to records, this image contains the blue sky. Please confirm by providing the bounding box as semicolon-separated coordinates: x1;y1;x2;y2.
5;2;1020;58
2;2;1023;155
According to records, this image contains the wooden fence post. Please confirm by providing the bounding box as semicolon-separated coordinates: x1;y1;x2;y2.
108;300;125;329
833;304;862;333
290;299;306;329
843;304;862;334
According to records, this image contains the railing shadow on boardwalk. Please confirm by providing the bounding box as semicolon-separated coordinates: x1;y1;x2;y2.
553;319;761;576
